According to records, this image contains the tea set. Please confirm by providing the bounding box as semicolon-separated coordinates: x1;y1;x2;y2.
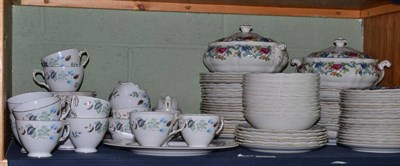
8;49;228;158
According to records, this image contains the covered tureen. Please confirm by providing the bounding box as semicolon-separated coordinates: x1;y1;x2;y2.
291;38;391;89
203;25;288;72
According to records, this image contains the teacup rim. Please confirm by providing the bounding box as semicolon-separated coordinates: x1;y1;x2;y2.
12;96;61;112
71;95;109;104
7;91;54;104
43;48;80;59
42;66;84;69
15;119;64;123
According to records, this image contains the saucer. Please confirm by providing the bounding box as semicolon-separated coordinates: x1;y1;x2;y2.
103;139;238;156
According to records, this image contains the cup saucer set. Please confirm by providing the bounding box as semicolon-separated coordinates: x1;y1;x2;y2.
7;48;112;157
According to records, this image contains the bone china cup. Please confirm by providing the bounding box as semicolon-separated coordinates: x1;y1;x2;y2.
129;111;182;147
33;66;84;92
41;48;89;67
112;107;150;119
66;118;109;153
68;95;111;118
179;114;224;147
12;96;67;121
16;120;70;158
7;91;54;110
108;118;134;143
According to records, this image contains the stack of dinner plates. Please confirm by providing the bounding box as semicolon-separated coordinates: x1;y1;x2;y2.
235;124;328;153
200;72;248;139
337;87;400;153
317;88;342;145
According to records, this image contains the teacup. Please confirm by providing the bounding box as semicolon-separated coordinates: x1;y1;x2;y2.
129;111;183;147
7;91;54;110
33;66;84;92
41;48;89;67
68;95;111;118
179;114;224;147
16;120;70;158
9;114;26;153
66;118;109;153
12;96;68;121
108;118;134;143
112;107;149;119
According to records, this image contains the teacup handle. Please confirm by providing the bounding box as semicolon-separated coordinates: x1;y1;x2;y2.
32;69;50;90
161;118;185;146
79;49;90;67
215;116;224;135
60;99;71;120
59;123;71;143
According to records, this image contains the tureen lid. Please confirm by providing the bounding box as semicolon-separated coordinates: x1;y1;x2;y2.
308;38;371;59
209;24;276;45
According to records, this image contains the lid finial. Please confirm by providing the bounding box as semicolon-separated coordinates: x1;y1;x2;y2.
239;24;253;33
334;37;347;47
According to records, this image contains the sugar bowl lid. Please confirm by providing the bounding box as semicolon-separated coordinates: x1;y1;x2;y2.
209;24;276;46
308;38;371;59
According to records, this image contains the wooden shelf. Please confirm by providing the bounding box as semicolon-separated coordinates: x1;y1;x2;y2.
18;0;400;18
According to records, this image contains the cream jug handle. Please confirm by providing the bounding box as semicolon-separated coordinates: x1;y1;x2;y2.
290;58;303;72
79;49;90;68
373;60;391;86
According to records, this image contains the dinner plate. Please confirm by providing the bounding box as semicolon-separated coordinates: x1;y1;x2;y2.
239;142;325;154
103;139;238;156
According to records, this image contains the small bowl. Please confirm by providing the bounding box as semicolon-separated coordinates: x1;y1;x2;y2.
244;113;319;130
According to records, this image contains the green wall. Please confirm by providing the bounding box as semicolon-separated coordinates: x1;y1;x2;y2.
11;6;363;113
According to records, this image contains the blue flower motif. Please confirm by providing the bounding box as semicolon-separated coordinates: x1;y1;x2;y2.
50;107;57;113
49;136;55;140
67;80;72;84
315;62;324;69
50;124;58;130
360;63;369;69
207;128;212;133
208;119;214;124
160;128;167;133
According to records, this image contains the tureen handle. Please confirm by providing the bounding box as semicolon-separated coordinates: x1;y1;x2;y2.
373;60;391;86
290;58;303;72
270;43;286;65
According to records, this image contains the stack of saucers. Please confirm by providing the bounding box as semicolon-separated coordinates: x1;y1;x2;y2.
235;124;328;153
200;72;248;139
337;87;400;153
238;73;327;153
317;88;342;145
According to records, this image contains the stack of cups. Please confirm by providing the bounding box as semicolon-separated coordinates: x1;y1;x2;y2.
33;48;89;92
108;81;151;143
65;95;111;153
7;93;70;158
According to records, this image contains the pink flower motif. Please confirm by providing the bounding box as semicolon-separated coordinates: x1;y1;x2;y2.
243;37;254;41
260;47;270;54
349;52;358;58
331;64;343;70
217;47;228;54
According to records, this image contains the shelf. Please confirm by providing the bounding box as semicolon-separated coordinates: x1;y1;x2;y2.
18;0;400;19
6;140;400;166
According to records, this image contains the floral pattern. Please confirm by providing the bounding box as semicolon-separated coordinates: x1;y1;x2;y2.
204;45;274;61
42;54;80;67
20;106;60;121
18;123;62;140
45;69;81;88
299;61;379;77
134;117;172;133
309;51;371;59
186;118;217;133
109;121;131;132
72;121;108;139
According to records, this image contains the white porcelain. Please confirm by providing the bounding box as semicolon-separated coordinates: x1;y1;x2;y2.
203;25;288;72
33;66;84;91
129;111;182;147
109;81;150;109
9;114;27;153
68;95;111;118
156;96;180;111
108;118;134;143
179;114;224;147
16;120;70;158
41;48;89;67
12;96;67;121
7;92;54;110
291;38;391;89
67;118;109;153
244;113;319;130
112;107;150;119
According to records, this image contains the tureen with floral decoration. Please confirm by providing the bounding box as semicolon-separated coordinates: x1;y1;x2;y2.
291;38;391;89
203;24;288;72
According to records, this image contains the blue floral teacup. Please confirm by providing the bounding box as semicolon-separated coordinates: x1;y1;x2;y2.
41;48;89;67
129;111;183;147
178;114;224;147
33;66;84;92
68;95;111;118
12;96;68;121
16;120;70;158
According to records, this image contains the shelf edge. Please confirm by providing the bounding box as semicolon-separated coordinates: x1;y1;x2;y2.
361;4;400;18
20;0;362;18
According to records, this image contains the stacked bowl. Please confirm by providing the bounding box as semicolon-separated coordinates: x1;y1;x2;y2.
237;73;328;153
317;88;341;145
108;81;150;143
337;87;400;153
